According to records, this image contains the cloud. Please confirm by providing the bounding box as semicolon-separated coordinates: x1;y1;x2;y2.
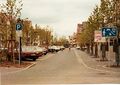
0;0;100;37
31;16;62;24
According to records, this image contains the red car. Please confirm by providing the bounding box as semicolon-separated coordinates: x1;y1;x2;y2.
22;46;46;60
8;46;43;61
20;46;39;61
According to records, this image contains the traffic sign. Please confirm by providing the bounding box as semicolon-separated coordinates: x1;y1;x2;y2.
16;23;22;30
16;30;22;38
94;30;102;42
94;30;106;42
101;27;118;37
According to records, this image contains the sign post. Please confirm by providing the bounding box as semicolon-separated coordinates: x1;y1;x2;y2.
16;23;22;65
101;27;119;66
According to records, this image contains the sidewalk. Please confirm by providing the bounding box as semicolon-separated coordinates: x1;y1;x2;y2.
75;49;120;73
97;45;116;62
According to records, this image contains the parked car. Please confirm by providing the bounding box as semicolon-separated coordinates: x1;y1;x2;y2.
48;46;60;52
40;47;48;55
34;46;44;57
48;46;53;52
59;46;65;51
11;46;40;61
5;46;44;61
76;46;80;50
20;46;40;61
53;46;61;52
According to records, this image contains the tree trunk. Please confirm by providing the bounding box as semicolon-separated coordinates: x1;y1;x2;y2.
94;43;98;58
90;43;94;56
86;43;90;54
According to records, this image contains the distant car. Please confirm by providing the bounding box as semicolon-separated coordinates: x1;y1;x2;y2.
53;46;60;52
48;46;54;52
48;46;60;52
59;46;65;51
76;46;80;50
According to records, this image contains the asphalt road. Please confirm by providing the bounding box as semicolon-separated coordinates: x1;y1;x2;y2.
1;48;120;85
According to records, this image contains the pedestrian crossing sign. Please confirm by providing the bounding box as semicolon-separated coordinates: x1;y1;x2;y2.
101;27;118;37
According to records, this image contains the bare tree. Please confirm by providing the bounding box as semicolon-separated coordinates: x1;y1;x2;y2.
0;0;23;63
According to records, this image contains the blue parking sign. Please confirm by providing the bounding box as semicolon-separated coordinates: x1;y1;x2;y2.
16;23;22;30
101;27;118;37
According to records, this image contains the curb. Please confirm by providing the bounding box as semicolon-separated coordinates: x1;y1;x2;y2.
23;62;36;70
74;49;120;74
1;62;36;75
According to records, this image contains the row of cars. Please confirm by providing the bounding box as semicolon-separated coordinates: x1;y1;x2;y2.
16;45;65;61
76;45;87;51
48;46;65;52
0;45;65;61
8;46;48;61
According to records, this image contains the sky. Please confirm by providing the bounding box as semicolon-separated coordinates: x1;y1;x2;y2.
0;0;100;37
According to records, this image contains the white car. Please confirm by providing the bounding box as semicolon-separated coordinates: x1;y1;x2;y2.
48;46;60;52
59;46;65;50
76;46;80;50
40;47;48;55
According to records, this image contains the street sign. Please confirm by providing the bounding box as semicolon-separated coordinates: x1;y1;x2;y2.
94;30;102;42
94;30;106;42
101;27;118;37
16;30;22;38
16;23;22;38
16;23;22;30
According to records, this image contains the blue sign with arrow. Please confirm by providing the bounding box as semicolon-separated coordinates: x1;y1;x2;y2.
101;27;118;37
16;23;22;31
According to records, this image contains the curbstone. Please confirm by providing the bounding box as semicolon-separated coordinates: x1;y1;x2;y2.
1;62;36;75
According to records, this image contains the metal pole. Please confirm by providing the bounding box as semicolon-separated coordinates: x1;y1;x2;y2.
19;37;22;65
116;29;119;66
101;22;106;61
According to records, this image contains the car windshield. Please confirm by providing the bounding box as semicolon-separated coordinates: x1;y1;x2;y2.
22;46;36;52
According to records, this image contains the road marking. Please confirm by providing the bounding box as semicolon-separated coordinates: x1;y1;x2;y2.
74;49;119;73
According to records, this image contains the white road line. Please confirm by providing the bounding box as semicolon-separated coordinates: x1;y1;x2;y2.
74;49;119;73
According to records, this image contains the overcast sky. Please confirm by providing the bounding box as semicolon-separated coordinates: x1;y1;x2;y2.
0;0;100;37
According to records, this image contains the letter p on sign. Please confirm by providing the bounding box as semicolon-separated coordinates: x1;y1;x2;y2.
16;23;22;31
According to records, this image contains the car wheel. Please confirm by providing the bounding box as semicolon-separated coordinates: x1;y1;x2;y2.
33;58;36;61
